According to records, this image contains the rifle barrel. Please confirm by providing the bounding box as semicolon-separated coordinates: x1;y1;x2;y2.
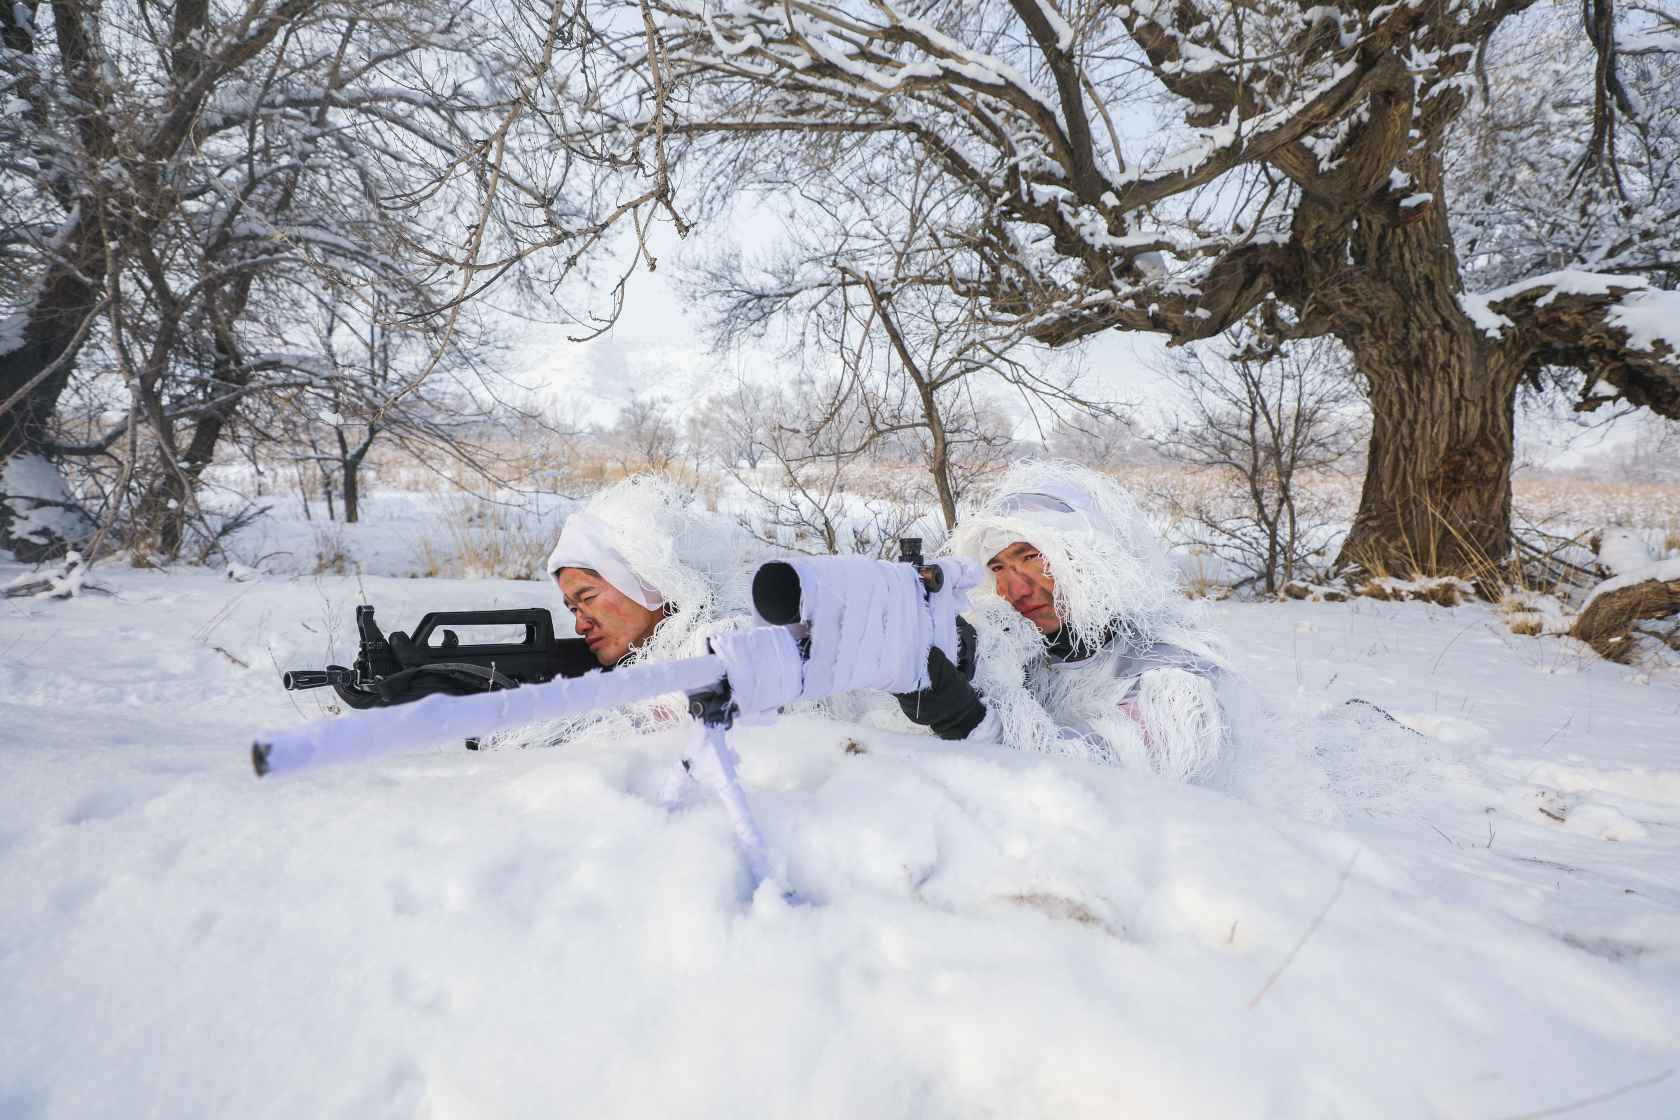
253;654;726;777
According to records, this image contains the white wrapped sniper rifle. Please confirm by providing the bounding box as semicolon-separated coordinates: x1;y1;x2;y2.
251;551;980;898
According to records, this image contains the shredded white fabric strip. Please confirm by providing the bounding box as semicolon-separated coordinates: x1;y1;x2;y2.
709;625;804;720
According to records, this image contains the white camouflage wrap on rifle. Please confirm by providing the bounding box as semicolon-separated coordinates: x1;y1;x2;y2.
742;554;979;709
947;462;1236;781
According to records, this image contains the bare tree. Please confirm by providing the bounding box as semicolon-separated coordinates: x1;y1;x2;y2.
728;377;866;556
1045;412;1157;471
687;383;770;471
723;371;935;557
690;153;1108;529
0;0;531;559
1156;334;1366;593
603;393;681;475
246;292;513;525
509;0;1680;577
1610;412;1680;483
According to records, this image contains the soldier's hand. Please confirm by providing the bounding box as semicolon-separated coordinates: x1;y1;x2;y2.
895;619;986;740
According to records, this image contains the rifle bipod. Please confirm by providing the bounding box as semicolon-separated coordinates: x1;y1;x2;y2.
682;678;805;906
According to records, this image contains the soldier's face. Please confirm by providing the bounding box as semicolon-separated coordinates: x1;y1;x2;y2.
987;541;1061;634
556;567;663;665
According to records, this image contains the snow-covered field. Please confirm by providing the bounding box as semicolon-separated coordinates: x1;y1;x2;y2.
4;549;1680;1118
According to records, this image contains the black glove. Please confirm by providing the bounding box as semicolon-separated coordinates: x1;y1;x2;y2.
895;617;987;740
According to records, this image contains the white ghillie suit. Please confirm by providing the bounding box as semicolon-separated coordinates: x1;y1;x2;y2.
947;462;1236;781
510;476;756;747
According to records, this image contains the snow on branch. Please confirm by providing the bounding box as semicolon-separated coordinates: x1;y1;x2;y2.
1465;269;1680;414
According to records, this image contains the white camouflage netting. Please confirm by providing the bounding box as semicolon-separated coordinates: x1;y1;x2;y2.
944;462;1442;815
946;461;1237;780
502;476;758;747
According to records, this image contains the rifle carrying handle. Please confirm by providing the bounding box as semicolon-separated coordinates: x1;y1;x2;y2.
408;608;556;652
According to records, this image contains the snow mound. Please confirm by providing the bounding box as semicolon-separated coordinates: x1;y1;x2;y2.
4;566;1680;1118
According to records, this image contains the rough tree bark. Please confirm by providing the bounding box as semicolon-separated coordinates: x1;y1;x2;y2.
0;260;101;560
1317;159;1526;575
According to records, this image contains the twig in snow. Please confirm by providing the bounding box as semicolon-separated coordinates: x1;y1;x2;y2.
211;645;251;669
1488;1066;1674;1120
1249;851;1360;1009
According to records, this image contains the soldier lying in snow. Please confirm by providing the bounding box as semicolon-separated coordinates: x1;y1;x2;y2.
893;463;1236;782
534;475;753;741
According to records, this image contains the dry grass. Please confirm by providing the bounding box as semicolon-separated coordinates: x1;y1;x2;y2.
359;437;721;505
428;496;552;580
1358;575;1475;606
1512;477;1680;530
312;525;350;575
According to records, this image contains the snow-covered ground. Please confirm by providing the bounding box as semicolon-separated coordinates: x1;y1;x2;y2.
3;556;1679;1118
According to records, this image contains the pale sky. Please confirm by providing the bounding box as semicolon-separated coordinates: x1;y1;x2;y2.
505;208;1640;471
508;210;1178;431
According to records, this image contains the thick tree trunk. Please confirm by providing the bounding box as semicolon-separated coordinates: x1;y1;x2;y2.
1326;161;1524;579
1340;339;1520;578
131;464;192;559
129;385;242;558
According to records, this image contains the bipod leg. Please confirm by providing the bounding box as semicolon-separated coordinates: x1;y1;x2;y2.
692;720;805;906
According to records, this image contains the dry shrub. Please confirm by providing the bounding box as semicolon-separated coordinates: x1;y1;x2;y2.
312;525;350;574
416;539;446;578
1280;580;1349;602
399;495;555;580
1514;478;1680;531
1496;589;1575;637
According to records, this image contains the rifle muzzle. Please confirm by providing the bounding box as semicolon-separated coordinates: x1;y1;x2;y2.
282;667;356;691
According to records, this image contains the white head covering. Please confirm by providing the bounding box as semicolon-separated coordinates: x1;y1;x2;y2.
546;510;665;610
948;461;1186;653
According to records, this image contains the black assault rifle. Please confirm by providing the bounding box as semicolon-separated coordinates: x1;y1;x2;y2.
283;604;600;711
